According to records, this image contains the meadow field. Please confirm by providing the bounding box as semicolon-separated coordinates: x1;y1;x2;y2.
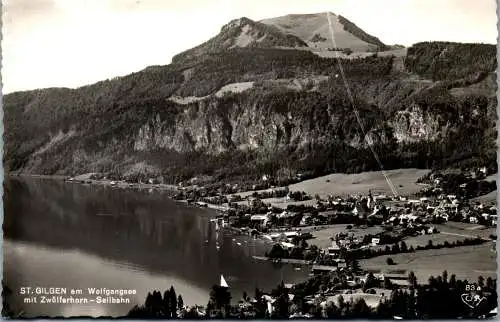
435;222;497;239
360;242;496;283
402;233;474;248
472;190;497;204
232;168;431;205
288;168;430;199
307;225;385;249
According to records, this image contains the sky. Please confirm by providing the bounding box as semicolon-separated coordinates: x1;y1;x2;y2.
2;0;498;94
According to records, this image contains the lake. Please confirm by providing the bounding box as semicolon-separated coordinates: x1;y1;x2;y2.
3;177;309;317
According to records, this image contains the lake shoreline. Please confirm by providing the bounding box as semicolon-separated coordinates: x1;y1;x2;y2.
7;173;230;213
4;177;314;317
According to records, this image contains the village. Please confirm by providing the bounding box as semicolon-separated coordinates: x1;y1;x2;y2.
122;167;497;318
171;168;497;317
64;167;497;262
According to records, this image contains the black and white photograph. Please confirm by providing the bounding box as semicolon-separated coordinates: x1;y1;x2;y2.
2;0;498;319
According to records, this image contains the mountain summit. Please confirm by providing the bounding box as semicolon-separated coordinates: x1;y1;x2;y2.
171;16;308;63
260;12;387;51
172;12;387;63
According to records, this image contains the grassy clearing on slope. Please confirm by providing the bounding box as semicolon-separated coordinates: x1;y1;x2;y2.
307;225;384;249
473;190;497;203
485;173;497;182
434;222;497;239
232;168;429;200
402;233;471;248
288;169;430;198
361;242;496;282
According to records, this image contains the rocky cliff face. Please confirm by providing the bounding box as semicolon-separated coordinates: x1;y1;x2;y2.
391;105;444;142
131;92;397;156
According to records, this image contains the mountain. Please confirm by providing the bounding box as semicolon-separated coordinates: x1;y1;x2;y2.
171;16;308;64
172;12;388;63
3;13;497;185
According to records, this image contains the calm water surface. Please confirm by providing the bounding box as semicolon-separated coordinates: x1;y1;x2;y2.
3;178;309;317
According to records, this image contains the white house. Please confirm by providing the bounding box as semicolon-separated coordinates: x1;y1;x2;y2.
313;201;324;210
277;211;292;218
280;241;296;250
300;214;311;226
403;214;419;222
375;194;390;201
250;214;270;227
325;243;341;257
284;231;299;238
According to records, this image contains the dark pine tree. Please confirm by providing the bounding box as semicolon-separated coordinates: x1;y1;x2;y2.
272;281;290;318
169;286;178;318
177;294;184;311
376;298;392;318
208;285;232;317
163;289;172;317
486;277;495;291
442;270;448;285
350;258;362;275
478;275;485;288
449;274;457;288
400;241;408;252
351;298;372;318
253;287;267;318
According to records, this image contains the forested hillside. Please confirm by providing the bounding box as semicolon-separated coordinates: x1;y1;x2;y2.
405;42;496;81
4;41;497;185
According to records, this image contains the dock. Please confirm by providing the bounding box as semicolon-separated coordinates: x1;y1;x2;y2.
252;256;311;265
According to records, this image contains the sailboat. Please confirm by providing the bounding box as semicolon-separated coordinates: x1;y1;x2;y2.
220;274;229;288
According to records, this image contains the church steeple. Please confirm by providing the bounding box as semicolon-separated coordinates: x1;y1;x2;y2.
367;190;374;210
